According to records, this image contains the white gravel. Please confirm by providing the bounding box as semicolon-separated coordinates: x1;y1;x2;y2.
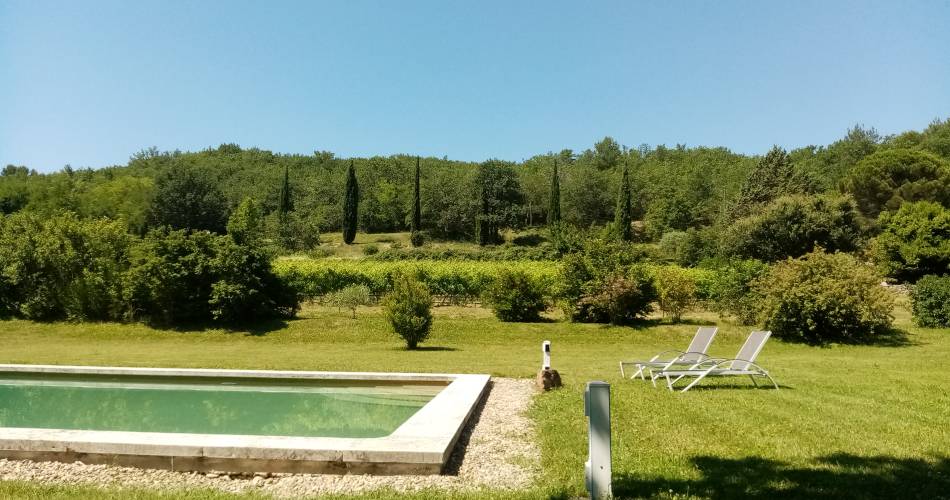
0;378;539;497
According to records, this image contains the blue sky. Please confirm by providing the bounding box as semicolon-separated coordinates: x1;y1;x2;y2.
2;0;949;172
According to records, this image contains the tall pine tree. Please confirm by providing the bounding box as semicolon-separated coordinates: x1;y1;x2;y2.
547;159;561;230
615;161;633;241
277;165;292;219
410;156;422;246
342;161;359;244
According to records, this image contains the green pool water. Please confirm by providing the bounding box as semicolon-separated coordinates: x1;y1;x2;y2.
0;372;446;438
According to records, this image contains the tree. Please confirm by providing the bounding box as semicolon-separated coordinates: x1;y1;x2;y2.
410;156;422;246
615;162;633;241
227;197;263;245
548;159;561;230
872;201;950;282
146;165;227;233
720;194;863;262
730;146;812;219
474;159;523;245
842;149;950;217
341;161;359;244
592;137;622;171
277;165;293;219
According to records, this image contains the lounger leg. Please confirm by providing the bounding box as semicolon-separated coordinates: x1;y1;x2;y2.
763;371;779;390
749;375;759;387
680;370;712;392
619;361;625;378
665;373;674;391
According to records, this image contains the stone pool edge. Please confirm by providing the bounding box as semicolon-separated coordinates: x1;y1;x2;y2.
0;364;491;475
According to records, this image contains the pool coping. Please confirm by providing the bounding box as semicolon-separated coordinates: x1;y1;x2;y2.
0;364;491;475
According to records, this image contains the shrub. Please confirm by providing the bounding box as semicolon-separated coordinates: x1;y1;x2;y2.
872;201;950;282
707;259;769;325
383;272;433;349
124;229;299;325
326;284;372;318
753;250;895;344
409;231;425;248
911;275;950;327
571;266;656;325
654;266;697;323
0;212;131;321
483;269;548;322
720;194;863;262
363;243;379;256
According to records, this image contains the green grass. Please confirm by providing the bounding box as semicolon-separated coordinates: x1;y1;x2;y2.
1;304;949;499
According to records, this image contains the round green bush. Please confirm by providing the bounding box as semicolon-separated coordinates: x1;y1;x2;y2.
482;269;548;322
753;250;895;344
572;266;656;325
383;272;433;349
911;275;950;327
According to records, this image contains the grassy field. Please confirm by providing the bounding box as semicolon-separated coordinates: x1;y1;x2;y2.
1;304;948;499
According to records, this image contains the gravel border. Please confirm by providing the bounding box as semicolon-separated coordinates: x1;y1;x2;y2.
0;378;539;497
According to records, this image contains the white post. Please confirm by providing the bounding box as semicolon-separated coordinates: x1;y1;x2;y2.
585;381;612;499
542;340;551;370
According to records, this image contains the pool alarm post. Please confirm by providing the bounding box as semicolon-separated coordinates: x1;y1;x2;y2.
536;340;562;391
585;381;612;499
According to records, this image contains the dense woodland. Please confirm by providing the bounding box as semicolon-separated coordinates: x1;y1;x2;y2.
3;118;950;337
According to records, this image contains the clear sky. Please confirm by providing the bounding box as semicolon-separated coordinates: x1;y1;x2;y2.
2;0;949;172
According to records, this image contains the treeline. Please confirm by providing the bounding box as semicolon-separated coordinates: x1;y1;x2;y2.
2;119;950;262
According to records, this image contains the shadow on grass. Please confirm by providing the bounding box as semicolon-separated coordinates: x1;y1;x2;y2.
614;453;950;500
403;345;458;352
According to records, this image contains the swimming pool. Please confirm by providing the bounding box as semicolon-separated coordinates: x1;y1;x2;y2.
0;365;490;474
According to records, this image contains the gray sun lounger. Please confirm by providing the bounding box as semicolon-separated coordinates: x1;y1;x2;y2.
619;326;718;380
651;330;778;392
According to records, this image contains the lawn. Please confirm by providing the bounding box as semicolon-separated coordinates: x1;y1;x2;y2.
1;304;948;499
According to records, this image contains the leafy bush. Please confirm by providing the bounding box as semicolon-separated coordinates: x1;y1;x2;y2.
720;194;863;262
0;212;131;321
910;275;950;327
482;269;548;322
707;259;769;325
363;243;380;256
571;267;656;325
654;266;697;323
124;229;299;325
872;201;950;282
842;148;950;217
753;250;895;344
326;284;372;318
383;272;433;349
409;231;425;247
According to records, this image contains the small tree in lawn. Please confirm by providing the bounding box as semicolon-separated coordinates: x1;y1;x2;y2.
342;161;359;245
615;161;633;241
410;156;423;247
327;284;372;319
548;159;561;231
383;272;433;349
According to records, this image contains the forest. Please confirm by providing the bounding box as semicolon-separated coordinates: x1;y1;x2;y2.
2;118;950;339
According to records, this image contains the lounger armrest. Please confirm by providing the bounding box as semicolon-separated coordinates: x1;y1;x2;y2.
648;349;688;362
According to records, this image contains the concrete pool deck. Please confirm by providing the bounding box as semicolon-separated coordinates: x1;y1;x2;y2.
0;364;491;475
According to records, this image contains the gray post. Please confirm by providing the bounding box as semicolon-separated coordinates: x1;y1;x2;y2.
585;381;612;499
542;340;551;370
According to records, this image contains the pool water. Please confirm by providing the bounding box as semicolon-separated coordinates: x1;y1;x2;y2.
0;372;446;438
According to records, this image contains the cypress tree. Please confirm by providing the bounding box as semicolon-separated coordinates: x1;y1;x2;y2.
277;165;292;218
475;178;492;246
410;156;422;246
615;161;633;241
342;161;359;244
547;159;561;229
